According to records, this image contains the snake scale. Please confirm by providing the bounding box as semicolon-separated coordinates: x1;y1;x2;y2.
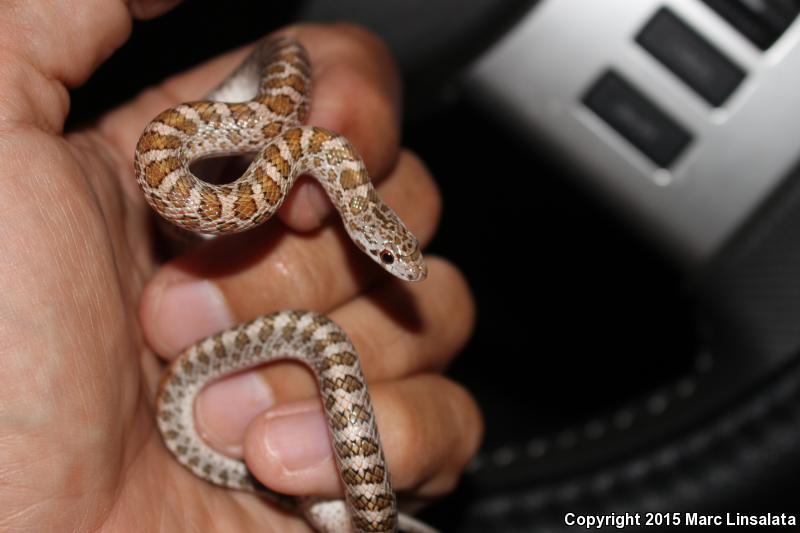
134;36;436;532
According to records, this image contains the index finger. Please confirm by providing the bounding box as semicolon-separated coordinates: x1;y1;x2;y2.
97;23;403;231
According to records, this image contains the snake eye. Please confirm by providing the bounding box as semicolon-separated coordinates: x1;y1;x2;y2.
379;250;395;265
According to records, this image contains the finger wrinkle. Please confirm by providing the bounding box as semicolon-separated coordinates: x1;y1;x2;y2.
0;46;69;134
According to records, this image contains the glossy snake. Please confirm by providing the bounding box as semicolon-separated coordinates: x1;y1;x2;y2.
134;36;434;533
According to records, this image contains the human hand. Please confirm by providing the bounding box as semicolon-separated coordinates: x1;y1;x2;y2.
0;1;481;531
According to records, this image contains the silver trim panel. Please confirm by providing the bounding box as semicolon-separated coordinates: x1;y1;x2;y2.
466;0;800;265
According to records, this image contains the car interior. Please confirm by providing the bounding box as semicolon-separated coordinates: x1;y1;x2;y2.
69;0;800;530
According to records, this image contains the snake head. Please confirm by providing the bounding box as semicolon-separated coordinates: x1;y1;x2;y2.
348;207;427;282
375;236;427;282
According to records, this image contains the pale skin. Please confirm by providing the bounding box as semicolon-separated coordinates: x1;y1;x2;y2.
0;0;482;531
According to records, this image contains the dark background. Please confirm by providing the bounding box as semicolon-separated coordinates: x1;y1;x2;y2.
68;1;702;528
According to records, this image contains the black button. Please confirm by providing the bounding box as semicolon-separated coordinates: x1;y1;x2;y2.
583;71;693;168
637;8;746;106
702;0;800;49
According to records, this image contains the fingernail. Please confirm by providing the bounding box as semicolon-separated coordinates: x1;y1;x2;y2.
151;279;234;354
196;372;275;456
262;404;332;473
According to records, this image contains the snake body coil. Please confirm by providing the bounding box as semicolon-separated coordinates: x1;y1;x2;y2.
134;36;432;533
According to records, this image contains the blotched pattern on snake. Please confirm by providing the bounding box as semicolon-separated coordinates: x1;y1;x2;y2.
134;36;435;532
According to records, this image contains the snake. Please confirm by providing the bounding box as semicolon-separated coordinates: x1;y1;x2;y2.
133;36;436;533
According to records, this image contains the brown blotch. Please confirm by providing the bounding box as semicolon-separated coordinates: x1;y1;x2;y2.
325;395;337;410
254;167;282;206
263;144;289;175
266;64;286;75
335;437;380;459
331;410;349;430
144;157;182;188
214;336;226;358
195;102;222;124
320;351;357;370
137;131;181;153
352;493;394;512
348;403;371;424
160;390;174;404
300;316;326;342
199;190;222;219
228;103;256;123
164;429;179;440
281;322;297;341
341;464;386;485
283;128;303;159
157;108;198;134
331;404;370;430
235;330;251;350
265;74;307;94
309;128;332;153
259;94;295;116
227;131;242;145
258;320;274;342
181;359;194;375
316;331;348;352
170;175;193;202
262;121;284;138
322;374;364;393
234;183;258;220
339;168;368;190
